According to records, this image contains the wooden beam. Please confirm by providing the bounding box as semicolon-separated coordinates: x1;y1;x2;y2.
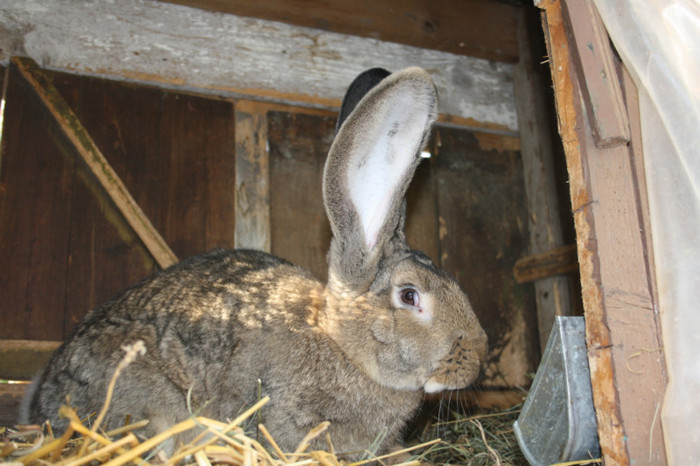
513;7;573;350
538;1;667;464
561;0;630;148
234;100;270;252
0;340;61;380
1;0;519;132
158;0;521;63
12;57;178;269
514;244;578;284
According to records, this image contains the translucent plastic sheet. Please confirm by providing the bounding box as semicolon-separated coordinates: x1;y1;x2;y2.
592;0;700;461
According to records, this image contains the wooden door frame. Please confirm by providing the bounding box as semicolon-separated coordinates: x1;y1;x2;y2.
538;1;667;464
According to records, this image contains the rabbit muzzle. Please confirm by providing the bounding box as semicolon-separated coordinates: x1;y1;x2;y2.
423;330;488;393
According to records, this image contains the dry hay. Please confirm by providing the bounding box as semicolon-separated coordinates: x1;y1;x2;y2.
411;405;526;465
0;343;601;465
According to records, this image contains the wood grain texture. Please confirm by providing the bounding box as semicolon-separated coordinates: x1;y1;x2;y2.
0;0;518;131
432;126;538;388
268;111;334;281
1;66;237;339
234;101;270;252
540;1;667;463
513;7;574;350
158;0;520;63
513;244;578;283
54;74;160;335
561;0;630;148
0;66;74;341
12;57;178;269
0;340;61;380
159;93;236;257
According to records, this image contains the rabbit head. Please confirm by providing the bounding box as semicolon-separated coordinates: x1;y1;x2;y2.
319;66;487;394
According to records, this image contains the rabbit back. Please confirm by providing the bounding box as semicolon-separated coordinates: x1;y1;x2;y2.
26;249;421;454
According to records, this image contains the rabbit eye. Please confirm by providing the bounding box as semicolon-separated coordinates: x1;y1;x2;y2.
400;288;420;308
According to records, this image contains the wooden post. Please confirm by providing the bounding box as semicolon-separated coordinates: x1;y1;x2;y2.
12;57;178;269
513;8;573;351
561;0;630;148
538;1;667;463
234;100;270;252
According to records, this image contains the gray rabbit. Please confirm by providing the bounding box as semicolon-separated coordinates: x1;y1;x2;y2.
20;67;488;459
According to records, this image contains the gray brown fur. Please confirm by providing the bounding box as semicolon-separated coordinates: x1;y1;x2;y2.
22;67;487;459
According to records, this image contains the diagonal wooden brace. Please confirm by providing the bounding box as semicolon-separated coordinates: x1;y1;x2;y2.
12;57;178;269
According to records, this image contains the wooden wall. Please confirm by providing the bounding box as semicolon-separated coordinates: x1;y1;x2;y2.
0;64;538;388
0;67;236;341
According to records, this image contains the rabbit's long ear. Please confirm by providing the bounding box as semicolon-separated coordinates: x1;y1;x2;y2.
324;67;437;290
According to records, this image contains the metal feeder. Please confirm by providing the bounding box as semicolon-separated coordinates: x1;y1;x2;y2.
513;316;600;465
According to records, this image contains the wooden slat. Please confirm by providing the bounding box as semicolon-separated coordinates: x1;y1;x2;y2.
513;7;574;350
159;93;236;257
12;57;178;269
561;0;630;148
539;1;667;464
514;244;578;284
234;100;270;252
158;0;521;63
54;73;160;336
0;340;61;380
0;65;74;340
268;111;333;280
0;340;60;425
1;1;519;132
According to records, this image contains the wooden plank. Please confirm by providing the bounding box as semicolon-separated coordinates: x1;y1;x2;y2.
159;93;236;257
234;100;270;252
0;340;59;424
539;1;667;464
54;74;160;335
158;0;520;63
513;7;574;351
0;66;74;341
0;0;518;131
0;340;61;380
12;57;178;269
0;382;29;426
514;244;578;284
561;0;630;148
432;126;538;388
268;111;334;280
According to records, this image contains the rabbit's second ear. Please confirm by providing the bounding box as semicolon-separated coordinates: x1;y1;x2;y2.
323;67;437;288
335;68;391;134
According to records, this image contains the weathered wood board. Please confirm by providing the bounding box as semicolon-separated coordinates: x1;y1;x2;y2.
268;111;335;281
513;7;575;350
158;0;521;63
539;1;667;463
235;101;270;252
0;0;518;132
0;67;75;340
0;67;236;340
